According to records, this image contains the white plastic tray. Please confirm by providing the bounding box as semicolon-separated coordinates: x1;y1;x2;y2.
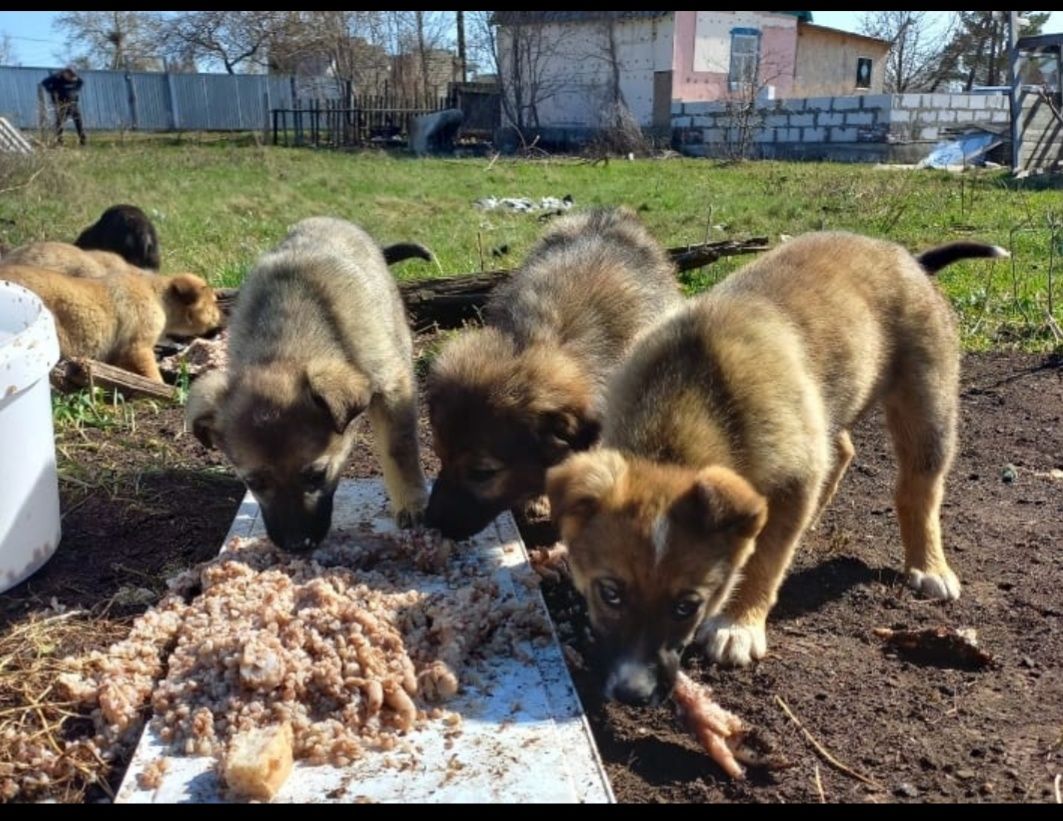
115;479;614;804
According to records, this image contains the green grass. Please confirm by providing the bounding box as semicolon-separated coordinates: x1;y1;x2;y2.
2;132;1060;351
51;386;141;433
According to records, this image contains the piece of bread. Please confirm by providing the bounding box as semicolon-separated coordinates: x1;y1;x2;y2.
222;722;294;801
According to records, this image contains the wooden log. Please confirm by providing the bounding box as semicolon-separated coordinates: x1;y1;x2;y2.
213;237;771;331
50;357;177;401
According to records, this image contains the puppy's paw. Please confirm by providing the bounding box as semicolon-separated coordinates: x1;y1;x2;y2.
697;615;767;668
394;507;425;530
906;567;961;601
392;489;429;530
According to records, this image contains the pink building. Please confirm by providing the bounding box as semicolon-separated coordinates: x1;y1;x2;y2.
493;11;889;130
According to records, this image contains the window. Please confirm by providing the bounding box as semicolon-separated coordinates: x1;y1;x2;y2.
729;28;760;89
856;57;873;90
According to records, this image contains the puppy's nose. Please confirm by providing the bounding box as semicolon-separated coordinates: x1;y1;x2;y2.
604;660;659;707
270;529;320;553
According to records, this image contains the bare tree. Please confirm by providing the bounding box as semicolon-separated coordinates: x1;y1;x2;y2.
859;11;956;92
264;12;391;97
473;12;575;139
376;12;455;99
0;32;16;67
158;11;286;74
54;11;162;71
718;54;791;162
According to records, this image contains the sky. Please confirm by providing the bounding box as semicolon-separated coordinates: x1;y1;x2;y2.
1;11;1062;69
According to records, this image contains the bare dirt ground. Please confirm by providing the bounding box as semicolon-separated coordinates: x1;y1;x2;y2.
2;349;1060;803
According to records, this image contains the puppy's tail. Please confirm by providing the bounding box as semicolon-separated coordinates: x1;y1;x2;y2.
917;241;1010;275
382;242;433;266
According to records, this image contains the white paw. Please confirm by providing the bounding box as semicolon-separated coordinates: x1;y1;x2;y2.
696;615;767;667
907;567;961;601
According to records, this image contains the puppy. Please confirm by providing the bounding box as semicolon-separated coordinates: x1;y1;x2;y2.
75;204;161;271
2;241;143;278
0;264;221;382
425;206;683;540
547;232;1008;705
185;217;428;552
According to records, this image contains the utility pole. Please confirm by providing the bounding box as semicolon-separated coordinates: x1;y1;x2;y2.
1007;10;1021;172
457;10;467;84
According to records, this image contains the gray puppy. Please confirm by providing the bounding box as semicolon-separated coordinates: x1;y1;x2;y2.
187;217;427;551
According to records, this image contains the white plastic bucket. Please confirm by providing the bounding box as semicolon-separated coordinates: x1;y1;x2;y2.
0;280;62;594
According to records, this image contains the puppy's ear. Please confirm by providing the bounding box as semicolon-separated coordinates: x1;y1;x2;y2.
538;406;602;464
305;361;371;434
167;274;208;305
671;466;767;545
184;369;228;450
546;449;627;537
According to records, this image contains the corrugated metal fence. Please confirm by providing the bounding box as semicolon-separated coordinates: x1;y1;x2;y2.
0;66;345;132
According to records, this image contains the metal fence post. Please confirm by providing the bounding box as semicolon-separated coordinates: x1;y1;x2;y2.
166;72;180;131
125;72;139;131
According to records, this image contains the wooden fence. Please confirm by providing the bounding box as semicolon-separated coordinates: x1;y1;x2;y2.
272;92;456;148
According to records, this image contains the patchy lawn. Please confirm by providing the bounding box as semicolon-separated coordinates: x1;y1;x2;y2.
1;134;1060;350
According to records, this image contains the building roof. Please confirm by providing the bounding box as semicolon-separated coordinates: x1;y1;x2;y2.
492;11;814;26
1016;32;1063;51
798;22;891;47
491;11;667;26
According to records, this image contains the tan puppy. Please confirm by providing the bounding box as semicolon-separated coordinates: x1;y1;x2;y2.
185;217;427;552
0;264;221;382
1;241;146;278
547;232;1008;705
424;206;684;540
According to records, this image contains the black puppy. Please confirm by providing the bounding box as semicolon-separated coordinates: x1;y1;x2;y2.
75;204;161;271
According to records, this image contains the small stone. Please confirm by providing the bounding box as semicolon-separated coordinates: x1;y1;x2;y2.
1049;468;1063;481
1020;656;1036;668
1001;464;1018;484
979;782;994;796
896;782;920;798
956;769;975;780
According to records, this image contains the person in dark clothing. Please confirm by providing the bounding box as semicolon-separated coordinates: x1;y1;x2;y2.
41;67;86;146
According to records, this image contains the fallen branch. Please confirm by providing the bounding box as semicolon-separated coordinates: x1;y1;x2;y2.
213;237;771;330
50;358;177;401
774;695;883;791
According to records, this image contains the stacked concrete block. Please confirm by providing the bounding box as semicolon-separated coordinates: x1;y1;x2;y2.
670;91;1011;161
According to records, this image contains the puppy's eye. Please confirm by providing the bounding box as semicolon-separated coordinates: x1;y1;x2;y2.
672;594;703;621
595;579;624;609
467;465;500;484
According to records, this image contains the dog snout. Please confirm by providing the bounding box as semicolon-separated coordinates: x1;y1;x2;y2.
425;473;500;540
260;494;333;553
604;659;662;707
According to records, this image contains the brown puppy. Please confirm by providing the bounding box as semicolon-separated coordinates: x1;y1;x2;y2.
1;241;146;278
547;232;1007;705
185;217;427;552
0;264;221;382
424;206;684;540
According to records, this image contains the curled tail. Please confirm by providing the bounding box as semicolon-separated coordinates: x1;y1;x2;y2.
382;242;433;265
917;241;1010;275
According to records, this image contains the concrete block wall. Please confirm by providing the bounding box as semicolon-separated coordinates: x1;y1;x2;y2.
672;92;1010;163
